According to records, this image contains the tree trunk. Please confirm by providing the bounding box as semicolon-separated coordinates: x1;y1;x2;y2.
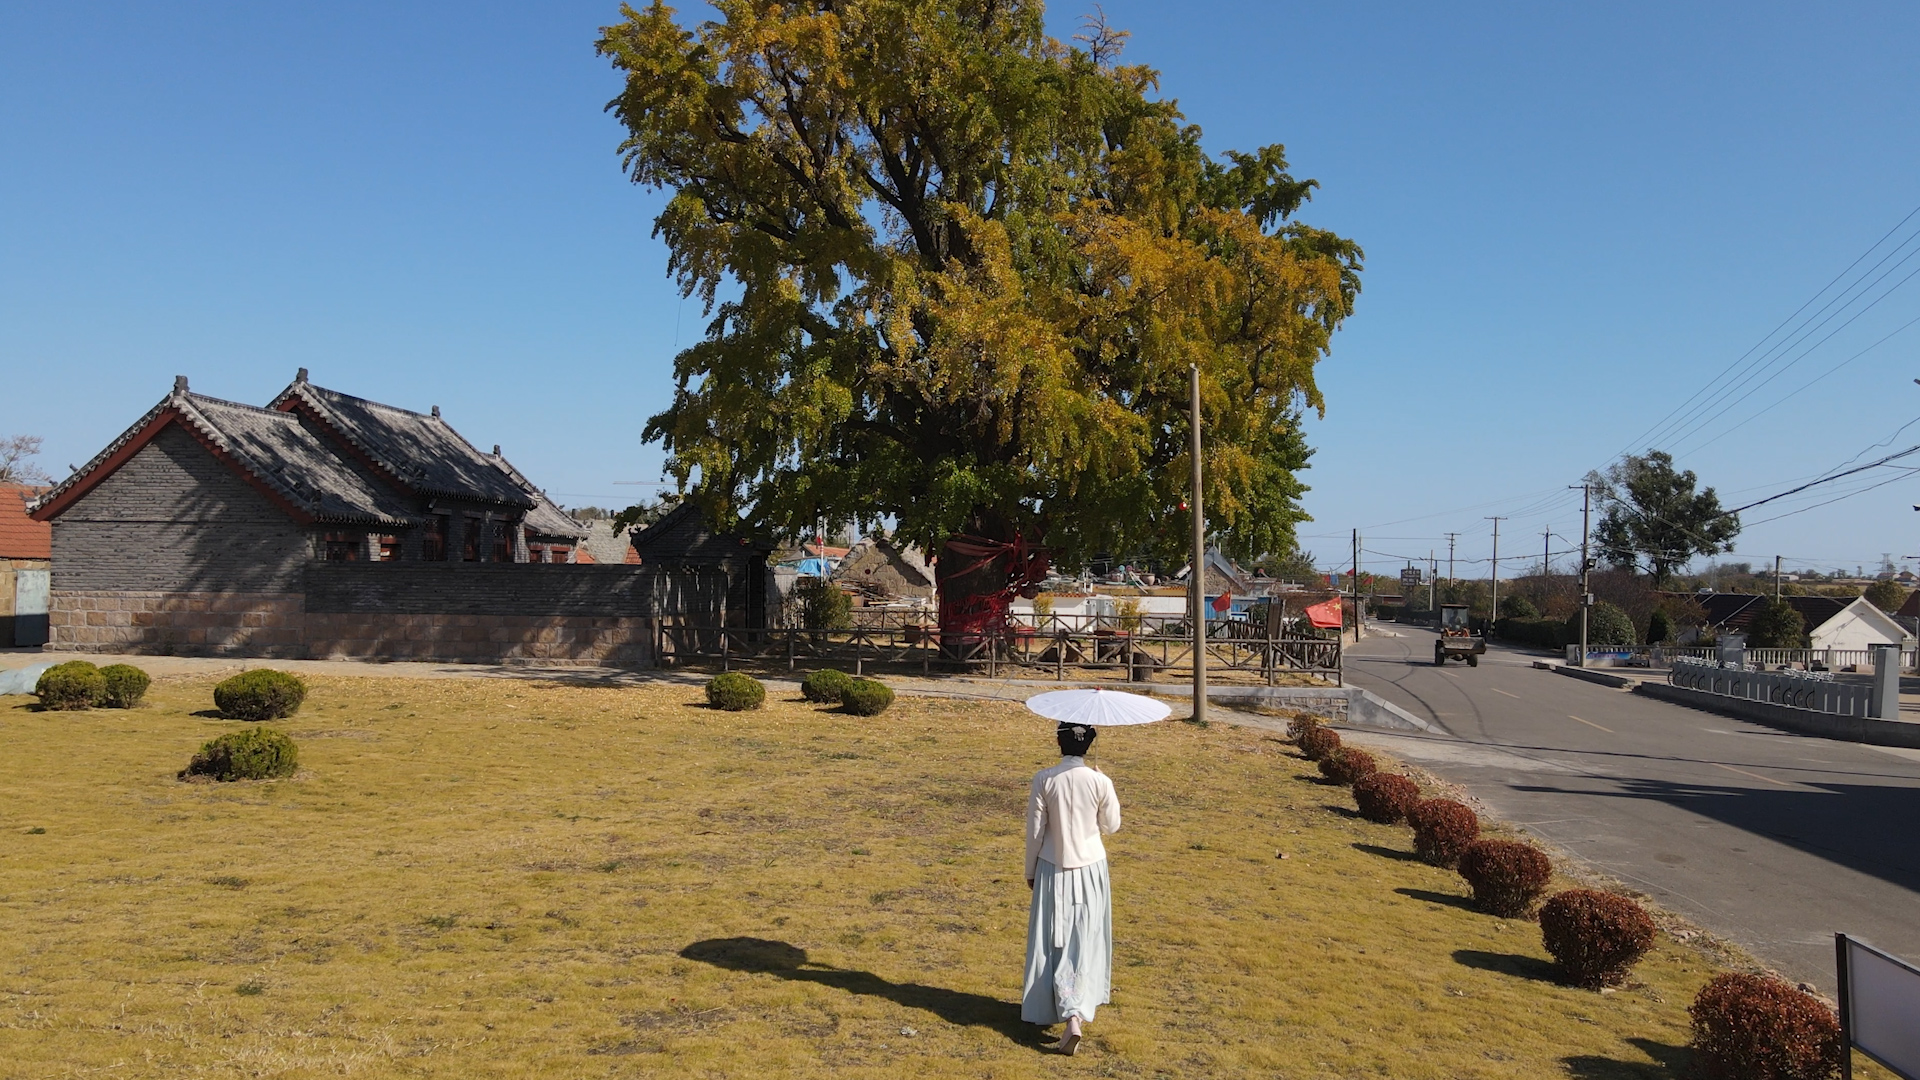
935;511;1048;661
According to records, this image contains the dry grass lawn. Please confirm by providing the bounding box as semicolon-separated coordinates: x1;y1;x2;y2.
0;674;1868;1078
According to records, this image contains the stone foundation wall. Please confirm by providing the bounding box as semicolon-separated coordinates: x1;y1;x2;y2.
304;612;652;666
47;590;306;657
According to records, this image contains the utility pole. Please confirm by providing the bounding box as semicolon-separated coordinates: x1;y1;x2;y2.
1574;483;1591;667
1189;364;1207;725
1775;555;1782;602
1543;529;1553;580
1429;550;1437;610
1351;527;1362;643
1487;517;1506;623
1445;533;1458;585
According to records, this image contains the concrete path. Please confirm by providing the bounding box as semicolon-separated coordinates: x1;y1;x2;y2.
1337;624;1920;992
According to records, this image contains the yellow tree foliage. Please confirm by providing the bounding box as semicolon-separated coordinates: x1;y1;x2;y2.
599;0;1361;566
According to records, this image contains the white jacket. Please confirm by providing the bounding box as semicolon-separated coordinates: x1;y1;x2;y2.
1025;756;1122;879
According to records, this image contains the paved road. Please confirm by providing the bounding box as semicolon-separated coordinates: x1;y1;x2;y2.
1337;624;1920;991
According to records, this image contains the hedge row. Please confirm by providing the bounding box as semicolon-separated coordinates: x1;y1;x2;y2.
1290;712;1842;1073
705;671;893;716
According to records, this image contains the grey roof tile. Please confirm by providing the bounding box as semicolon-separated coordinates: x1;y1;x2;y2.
271;381;533;508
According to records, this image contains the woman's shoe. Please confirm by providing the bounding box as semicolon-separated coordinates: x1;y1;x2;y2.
1056;1017;1082;1056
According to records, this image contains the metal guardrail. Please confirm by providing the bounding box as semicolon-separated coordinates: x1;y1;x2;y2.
1568;645;1918;672
1669;657;1879;717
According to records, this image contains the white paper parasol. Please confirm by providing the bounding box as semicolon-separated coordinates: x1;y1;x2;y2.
1023;688;1172;727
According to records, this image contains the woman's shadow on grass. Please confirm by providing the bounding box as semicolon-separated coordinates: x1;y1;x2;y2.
681;937;1045;1048
1563;1037;1690;1078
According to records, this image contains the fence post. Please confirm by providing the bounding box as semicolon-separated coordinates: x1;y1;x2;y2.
1871;644;1900;719
721;628;730;672
856;632;864;677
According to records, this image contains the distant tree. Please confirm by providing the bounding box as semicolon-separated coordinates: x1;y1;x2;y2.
1588;452;1739;586
1864;579;1908;614
1580;601;1637;647
1646;608;1672;645
612;492;684;533
1745;600;1806;649
0;435;50;484
1499;594;1538;620
792;577;853;630
1267;548;1320;583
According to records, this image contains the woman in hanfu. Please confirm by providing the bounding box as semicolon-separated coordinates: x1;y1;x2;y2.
1022;721;1121;1056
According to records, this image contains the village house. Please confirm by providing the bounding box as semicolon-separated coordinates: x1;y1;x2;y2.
1692;592;1912;653
0;483;52;647
28;372;752;663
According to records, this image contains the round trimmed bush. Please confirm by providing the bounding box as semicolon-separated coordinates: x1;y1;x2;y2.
705;672;766;711
213;669;306;721
99;664;151;709
1457;838;1554;918
36;661;106;710
1353;773;1421;824
1409;798;1480;867
180;727;299;782
1689;972;1842;1080
801;668;854;704
840;678;894;716
1287;713;1323;741
1319;746;1378;786
1298;725;1341;762
1539;888;1656;988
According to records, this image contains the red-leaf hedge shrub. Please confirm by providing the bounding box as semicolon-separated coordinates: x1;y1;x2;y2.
1353;773;1421;824
1409;798;1479;867
1457;839;1553;918
1287;713;1323;740
1539;889;1656;988
1319;746;1378;785
1298;726;1341;761
1688;973;1842;1080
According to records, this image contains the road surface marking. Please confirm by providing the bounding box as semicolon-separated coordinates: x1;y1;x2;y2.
1491;688;1520;699
1566;714;1614;733
1711;762;1793;787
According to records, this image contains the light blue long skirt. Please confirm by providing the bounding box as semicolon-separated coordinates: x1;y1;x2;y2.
1021;858;1112;1025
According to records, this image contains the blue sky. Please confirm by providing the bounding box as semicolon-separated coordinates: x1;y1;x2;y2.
4;2;1919;578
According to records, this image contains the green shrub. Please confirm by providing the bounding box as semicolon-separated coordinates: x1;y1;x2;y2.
1298;725;1341;761
1539;889;1656;988
1689;973;1843;1080
35;661;106;710
840;678;894;716
1746;600;1807;649
99;664;151;709
801;668;854;704
1353;773;1421;824
705;672;766;711
1569;601;1637;647
1409;798;1480;867
1645;608;1673;645
1499;618;1568;650
793;578;852;630
1319;746;1378;786
1457;839;1554;918
180;727;299;782
1498;594;1539;620
213;669;307;720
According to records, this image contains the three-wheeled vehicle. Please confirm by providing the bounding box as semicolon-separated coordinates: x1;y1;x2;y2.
1435;603;1485;667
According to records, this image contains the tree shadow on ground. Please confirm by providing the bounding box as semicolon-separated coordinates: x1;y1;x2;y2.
1353;842;1423;863
1563;1037;1691;1079
1321;804;1362;819
1453;948;1560;983
1396;887;1478;912
680;938;1043;1048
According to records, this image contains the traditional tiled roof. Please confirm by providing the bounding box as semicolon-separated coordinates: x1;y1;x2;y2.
32;381;418;526
0;484;51;559
270;377;533;509
630;501;772;562
488;455;588;541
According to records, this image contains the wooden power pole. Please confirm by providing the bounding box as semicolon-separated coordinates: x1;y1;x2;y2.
1189;364;1207;725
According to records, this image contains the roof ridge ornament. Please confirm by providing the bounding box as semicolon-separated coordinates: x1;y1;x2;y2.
296;367;309;383
173;375;189;395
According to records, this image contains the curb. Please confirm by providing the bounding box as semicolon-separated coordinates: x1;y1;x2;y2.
1532;660;1635;689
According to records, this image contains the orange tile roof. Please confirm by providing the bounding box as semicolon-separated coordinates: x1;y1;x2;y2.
0;485;51;559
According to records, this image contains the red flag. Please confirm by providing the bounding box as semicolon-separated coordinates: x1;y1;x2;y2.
1305;599;1344;629
1210;590;1232;614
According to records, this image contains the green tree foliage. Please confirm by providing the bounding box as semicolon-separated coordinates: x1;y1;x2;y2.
1645;608;1672;645
598;1;1362;567
793;577;853;629
1745;600;1806;649
1864;578;1908;614
1571;601;1637;647
1498;594;1538;620
1588;452;1739;585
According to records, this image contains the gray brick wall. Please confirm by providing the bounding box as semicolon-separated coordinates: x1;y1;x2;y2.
303;562;674;617
51;425;311;592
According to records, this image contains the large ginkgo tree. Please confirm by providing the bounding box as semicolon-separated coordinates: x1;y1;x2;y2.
599;0;1361;633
